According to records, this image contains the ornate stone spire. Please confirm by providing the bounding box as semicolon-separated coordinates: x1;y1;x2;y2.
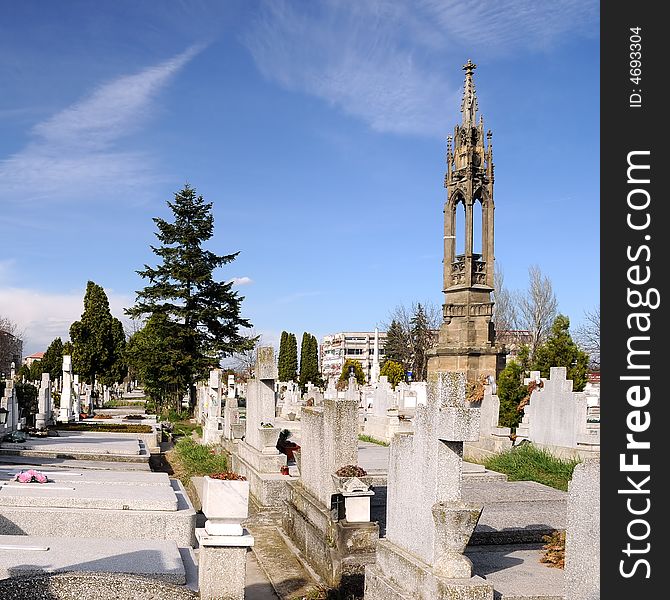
460;59;478;128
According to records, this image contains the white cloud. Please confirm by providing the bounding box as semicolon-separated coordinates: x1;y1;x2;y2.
0;286;134;356
229;276;253;286
244;0;597;137
0;45;202;203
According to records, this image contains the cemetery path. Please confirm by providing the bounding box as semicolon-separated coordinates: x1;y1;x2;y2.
245;511;326;600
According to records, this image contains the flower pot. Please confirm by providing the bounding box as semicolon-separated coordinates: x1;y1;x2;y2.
201;476;250;536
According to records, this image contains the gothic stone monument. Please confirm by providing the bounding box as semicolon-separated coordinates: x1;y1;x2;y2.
427;60;506;382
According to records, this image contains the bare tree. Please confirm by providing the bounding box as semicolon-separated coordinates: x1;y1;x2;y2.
574;305;600;371
517;265;558;359
492;266;518;332
230;329;262;381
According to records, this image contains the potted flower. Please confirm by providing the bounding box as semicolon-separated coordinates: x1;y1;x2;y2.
331;464;374;491
201;472;249;537
331;465;374;523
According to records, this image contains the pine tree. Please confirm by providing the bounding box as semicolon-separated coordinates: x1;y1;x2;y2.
126;184;253;410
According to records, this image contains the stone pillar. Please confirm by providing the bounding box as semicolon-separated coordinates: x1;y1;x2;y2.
565;459;600;600
203;369;223;445
58;355;73;423
196;478;254;600
370;328;380;384
72;374;81;421
35;373;51;429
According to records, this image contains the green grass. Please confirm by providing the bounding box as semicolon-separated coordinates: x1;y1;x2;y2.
358;434;389;447
168;437;228;486
172;421;203;437
484;443;580;491
101;399;148;408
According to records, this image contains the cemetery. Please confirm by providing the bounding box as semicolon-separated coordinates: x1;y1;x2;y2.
0;60;599;600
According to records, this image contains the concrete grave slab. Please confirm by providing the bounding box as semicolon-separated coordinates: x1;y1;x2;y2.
0;479;178;511
0;535;186;585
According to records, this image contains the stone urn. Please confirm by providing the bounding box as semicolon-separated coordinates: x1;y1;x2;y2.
201;476;250;536
258;426;281;454
431;500;483;578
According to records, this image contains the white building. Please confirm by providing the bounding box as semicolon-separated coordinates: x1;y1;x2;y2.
320;331;387;384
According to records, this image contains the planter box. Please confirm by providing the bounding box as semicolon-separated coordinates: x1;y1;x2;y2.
201;476;250;536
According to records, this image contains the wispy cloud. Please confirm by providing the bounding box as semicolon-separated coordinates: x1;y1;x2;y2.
0;45;202;203
244;0;597;137
0;286;134;355
229;276;253;286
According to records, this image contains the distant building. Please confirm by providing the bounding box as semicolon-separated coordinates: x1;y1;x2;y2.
496;330;533;363
23;351;45;367
320;331;387;384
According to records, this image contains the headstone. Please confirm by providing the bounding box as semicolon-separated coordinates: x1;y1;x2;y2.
35;373;52;429
564;459;600;600
244;347;279;454
365;371;493;599
203;369;223;445
58;355;73;423
72;374;81;421
227;374;236;399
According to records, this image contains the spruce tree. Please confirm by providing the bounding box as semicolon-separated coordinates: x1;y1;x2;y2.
126;184;253;410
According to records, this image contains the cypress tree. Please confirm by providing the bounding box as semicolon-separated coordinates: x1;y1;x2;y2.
287;333;298;382
277;331;289;381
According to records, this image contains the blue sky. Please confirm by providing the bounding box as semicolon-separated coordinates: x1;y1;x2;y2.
0;0;599;357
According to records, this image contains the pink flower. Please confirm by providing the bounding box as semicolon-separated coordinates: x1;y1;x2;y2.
14;469;48;483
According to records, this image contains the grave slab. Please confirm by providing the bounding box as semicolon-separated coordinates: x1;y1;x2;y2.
0;479;178;511
0;535;186;585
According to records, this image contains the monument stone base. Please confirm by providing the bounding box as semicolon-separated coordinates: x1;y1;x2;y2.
364;539;493;600
284;481;379;596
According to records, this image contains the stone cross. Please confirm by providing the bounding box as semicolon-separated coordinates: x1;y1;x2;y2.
244;347;279;453
385;372;483;576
